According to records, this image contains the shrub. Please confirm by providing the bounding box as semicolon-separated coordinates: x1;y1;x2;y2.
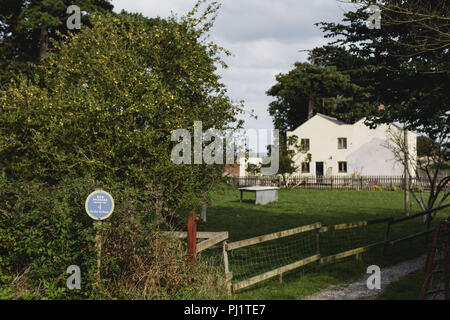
374;185;383;191
0;6;235;300
0;9;242;220
0;176;225;299
390;186;398;192
0;177;97;299
413;184;422;193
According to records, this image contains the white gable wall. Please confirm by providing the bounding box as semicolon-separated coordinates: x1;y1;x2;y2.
287;115;417;177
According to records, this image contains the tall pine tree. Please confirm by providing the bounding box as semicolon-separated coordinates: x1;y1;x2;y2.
0;0;113;84
267;49;369;133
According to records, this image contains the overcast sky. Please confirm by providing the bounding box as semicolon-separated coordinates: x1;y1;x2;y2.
111;0;350;131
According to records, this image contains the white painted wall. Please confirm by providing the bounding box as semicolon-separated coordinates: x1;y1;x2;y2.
286;114;417;177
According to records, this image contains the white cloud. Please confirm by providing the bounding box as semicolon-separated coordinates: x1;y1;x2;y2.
213;0;344;43
111;0;345;130
111;0;196;17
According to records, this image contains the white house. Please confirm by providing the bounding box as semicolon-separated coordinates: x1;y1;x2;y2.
286;113;417;177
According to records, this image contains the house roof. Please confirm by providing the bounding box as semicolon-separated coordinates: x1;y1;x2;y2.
288;113;418;136
315;113;346;126
287;113;346;133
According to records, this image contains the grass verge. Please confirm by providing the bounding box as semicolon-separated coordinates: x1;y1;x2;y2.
190;185;449;299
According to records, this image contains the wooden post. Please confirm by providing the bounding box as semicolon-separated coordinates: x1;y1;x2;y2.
187;212;197;265
201;204;207;223
404;126;410;217
382;218;393;256
94;220;102;288
85;189;115;293
444;222;449;300
222;241;232;296
201;187;207;223
425;209;433;244
315;227;321;270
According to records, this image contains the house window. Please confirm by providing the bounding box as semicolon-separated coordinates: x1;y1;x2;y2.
338;138;347;150
338;161;347;173
301;139;310;151
301;162;310;173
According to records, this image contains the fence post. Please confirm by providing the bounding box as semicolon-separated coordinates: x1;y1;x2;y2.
444;221;449;300
382;218;393;256
425;208;434;244
222;241;232;296
94;220;102;289
315;226;321;270
187;212;197;266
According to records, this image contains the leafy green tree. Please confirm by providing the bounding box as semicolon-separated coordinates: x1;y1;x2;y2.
319;0;449;216
267;58;367;133
246;162;261;176
0;0;113;84
318;1;449;138
263;134;301;175
0;2;241;299
417;136;437;158
354;0;450;59
0;6;241;216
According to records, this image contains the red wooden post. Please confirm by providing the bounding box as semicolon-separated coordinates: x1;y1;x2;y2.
444;221;449;300
187;212;197;265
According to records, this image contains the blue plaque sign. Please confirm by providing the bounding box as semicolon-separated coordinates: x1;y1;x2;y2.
85;190;114;220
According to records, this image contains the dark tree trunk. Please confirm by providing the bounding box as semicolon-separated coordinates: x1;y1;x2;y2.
307;53;316;120
308;89;314;119
404;127;410;216
40;26;48;59
200;187;208;223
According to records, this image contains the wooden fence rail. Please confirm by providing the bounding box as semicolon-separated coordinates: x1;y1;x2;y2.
390;203;450;225
319;241;386;264
231;254;321;292
319;217;392;233
225;204;450;293
226;222;321;251
163;231;229;253
168;204;450;294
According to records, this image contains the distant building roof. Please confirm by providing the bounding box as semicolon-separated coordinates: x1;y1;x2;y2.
288;113;417;136
315;113;346;126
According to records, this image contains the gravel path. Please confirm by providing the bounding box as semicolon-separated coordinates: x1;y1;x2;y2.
302;255;427;300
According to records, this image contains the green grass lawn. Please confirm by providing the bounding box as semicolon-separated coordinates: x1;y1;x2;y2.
377;270;426;300
190;185;449;300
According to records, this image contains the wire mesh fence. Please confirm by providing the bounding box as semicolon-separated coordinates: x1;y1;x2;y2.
215;204;450;293
228;230;317;283
190;204;450;295
319;224;384;258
